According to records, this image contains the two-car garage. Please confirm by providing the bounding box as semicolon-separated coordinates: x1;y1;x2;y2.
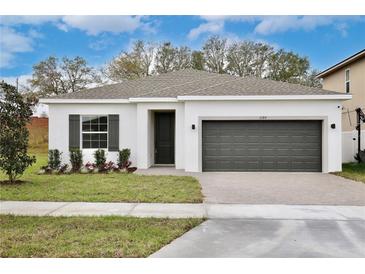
202;120;322;172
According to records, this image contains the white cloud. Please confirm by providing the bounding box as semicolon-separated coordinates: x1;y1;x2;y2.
254;16;336;35
188;21;224;40
89;38;114;51
60;16;152;35
0;27;34;68
0;15;157;36
188;16;261;40
187;16;261;40
200;15;257;23
0;16;61;26
0;16;157;67
335;22;348;37
0;74;32;87
191;15;363;38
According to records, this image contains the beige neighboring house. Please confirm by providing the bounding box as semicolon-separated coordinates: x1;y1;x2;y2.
317;49;365;162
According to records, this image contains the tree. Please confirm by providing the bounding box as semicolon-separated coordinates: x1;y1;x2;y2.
105;40;155;81
226;41;274;78
267;49;310;83
300;69;323;88
61;56;99;93
29;56;99;96
0;82;36;183
191;51;205;70
133;40;155;77
226;41;255;77
203;36;227;74
103;37;321;87
105;53;145;81
155;42;177;74
251;43;274;78
29;56;62;95
173;46;192;70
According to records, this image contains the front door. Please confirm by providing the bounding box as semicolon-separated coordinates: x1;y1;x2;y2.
155;112;175;164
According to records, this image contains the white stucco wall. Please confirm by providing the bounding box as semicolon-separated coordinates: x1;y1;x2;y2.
342;130;365;163
47;99;344;173
48;103;137;165
183;100;343;173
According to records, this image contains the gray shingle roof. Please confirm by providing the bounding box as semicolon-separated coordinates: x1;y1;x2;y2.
48;69;341;100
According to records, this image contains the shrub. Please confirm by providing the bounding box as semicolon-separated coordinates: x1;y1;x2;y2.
118;148;131;168
59;164;69;174
70;149;83;172
0;82;36;183
39;165;52;174
48;149;61;170
94;149;106;167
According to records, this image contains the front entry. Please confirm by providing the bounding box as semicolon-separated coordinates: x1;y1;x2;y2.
154;112;175;164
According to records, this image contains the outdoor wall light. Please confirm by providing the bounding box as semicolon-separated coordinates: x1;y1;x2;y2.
192;124;196;130
331;123;336;129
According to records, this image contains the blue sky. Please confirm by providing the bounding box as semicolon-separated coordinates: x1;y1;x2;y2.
1;15;365;84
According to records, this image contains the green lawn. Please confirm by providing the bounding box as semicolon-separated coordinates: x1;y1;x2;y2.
0;215;203;257
334;163;365;183
0;154;203;203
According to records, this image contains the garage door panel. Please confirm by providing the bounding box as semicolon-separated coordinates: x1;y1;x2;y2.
202;120;322;172
262;161;275;170
272;136;292;143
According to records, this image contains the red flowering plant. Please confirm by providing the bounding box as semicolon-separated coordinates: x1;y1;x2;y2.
98;161;119;173
85;162;96;172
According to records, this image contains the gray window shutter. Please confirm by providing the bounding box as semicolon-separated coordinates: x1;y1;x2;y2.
108;115;119;151
69;115;80;150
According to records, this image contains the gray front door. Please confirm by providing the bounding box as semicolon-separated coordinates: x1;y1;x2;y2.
202;120;322;172
155;112;175;164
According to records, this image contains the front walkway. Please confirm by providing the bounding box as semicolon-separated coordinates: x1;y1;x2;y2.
137;168;365;205
1;201;364;220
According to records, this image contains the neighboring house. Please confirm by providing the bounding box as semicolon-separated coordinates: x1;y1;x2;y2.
40;69;351;173
317;49;365;163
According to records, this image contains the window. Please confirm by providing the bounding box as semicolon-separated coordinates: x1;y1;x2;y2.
345;69;350;93
82;115;108;149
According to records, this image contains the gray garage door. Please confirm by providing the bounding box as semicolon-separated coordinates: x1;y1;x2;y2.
202;120;322;172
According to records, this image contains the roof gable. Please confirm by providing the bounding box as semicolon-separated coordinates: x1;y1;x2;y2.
317;49;365;78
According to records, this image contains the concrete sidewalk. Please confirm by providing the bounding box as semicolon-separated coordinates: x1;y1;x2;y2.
1;201;364;220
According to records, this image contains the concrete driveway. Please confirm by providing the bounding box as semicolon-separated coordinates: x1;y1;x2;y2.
137;169;365;205
151;219;365;258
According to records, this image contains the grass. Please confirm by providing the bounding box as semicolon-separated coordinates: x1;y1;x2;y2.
0;154;203;203
334;162;365;183
0;215;203;258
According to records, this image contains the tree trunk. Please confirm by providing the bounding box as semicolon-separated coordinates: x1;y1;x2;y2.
9;172;16;183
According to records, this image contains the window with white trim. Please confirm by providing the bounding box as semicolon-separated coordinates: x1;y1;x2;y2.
345;69;350;93
82;115;108;149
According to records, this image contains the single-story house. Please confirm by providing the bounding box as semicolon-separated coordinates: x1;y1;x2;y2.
40;69;351;173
